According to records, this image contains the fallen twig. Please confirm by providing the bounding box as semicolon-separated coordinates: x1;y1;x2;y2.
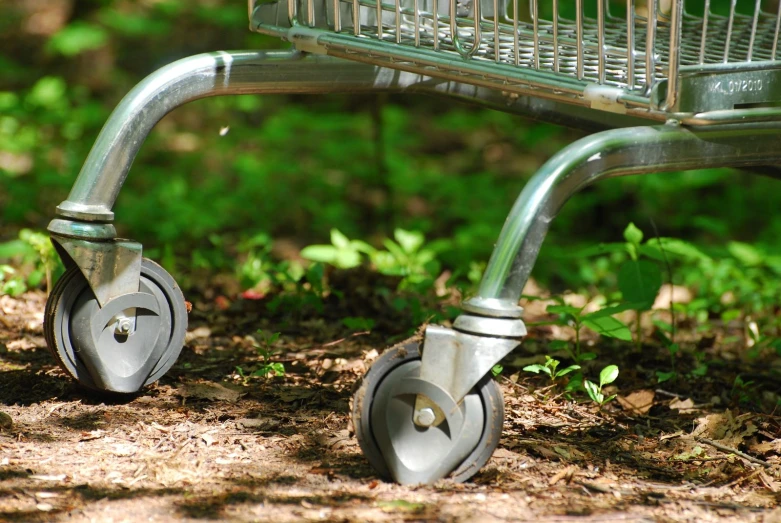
721;469;763;489
695;437;771;467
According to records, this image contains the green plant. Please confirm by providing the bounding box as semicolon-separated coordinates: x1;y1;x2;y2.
300;229;373;270
342;316;376;331
237;233;305;292
654;328;680;383
0;265;26;296
301;228;446;290
523;355;581;382
584;365;619;405
0;229;63;295
567;224;710;349
618;223;664;350
541;300;632;363
237;329;285;379
19;229;60;293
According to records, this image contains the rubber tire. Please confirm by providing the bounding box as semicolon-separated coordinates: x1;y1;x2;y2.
44;258;187;391
352;341;504;483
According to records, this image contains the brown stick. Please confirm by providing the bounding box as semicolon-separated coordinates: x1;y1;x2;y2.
695;437;771;467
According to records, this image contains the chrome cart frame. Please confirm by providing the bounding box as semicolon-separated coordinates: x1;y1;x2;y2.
44;0;781;484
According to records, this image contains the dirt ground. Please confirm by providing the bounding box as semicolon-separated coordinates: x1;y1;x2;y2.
1;289;781;522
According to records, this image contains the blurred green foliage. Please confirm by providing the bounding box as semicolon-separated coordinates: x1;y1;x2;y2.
4;0;781;308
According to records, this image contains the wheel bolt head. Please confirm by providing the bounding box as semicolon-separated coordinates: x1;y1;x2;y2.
116;319;132;335
414;407;436;427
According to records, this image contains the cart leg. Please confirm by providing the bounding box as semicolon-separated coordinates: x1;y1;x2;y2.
359;121;781;484
419;122;781;402
45;50;457;393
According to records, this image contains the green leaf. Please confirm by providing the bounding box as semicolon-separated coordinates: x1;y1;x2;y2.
578;352;598;361
342;316;376;331
26;77;67;109
617;260;663;310
548;339;571;351
491;364;503;377
335;249;361;269
599;365;619;386
583;316;632;341
555;365;581;378
546;304;583;317
623;222;643;246
352;240;377;255
48;23;108;57
584;302;645;320
300;245;337;264
584;380;602;403
523;364;552;377
728;241;764;267
330;229;351;249
394;229;425;254
543;355;560;372
656;371;676;383
640;238;711;262
690;364;708;377
560;243;627;258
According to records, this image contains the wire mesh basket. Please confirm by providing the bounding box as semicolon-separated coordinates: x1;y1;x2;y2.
251;0;781;120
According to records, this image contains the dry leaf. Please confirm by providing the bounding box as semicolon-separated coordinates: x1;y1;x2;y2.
178;382;245;403
277;389;315;403
669;398;696;413
760;471;780;493
0;411;12;430
549;466;575;485
692;411;757;448
750;439;781;455
617;389;655;415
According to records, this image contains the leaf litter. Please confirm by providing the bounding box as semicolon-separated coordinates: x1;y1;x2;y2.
0;290;779;521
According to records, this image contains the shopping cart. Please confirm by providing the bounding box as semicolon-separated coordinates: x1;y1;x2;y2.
44;0;781;484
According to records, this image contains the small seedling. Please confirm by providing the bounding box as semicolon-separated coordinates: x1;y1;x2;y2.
523;355;580;382
301;228;446;290
655;329;680;384
584;365;619;405
542;301;632;363
239;329;285;379
300;229;373;270
0;265;26;297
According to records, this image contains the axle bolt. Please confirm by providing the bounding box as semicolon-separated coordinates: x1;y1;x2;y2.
116;319;133;335
414;407;436;427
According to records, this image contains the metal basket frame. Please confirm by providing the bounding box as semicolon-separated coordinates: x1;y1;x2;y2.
252;0;781;122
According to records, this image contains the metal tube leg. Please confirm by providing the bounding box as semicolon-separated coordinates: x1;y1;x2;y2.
414;121;781;410
52;50;437;224
462;121;781;317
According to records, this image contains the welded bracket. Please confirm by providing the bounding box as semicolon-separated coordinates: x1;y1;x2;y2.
50;236;143;308
413;320;524;426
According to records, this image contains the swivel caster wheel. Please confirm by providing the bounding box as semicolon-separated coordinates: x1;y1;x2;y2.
352;342;504;484
44;258;187;393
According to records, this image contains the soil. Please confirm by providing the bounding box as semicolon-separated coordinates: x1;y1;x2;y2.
1;288;781;522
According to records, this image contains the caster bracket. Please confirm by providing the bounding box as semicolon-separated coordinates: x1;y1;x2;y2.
415;322;522;426
50;235;143;308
